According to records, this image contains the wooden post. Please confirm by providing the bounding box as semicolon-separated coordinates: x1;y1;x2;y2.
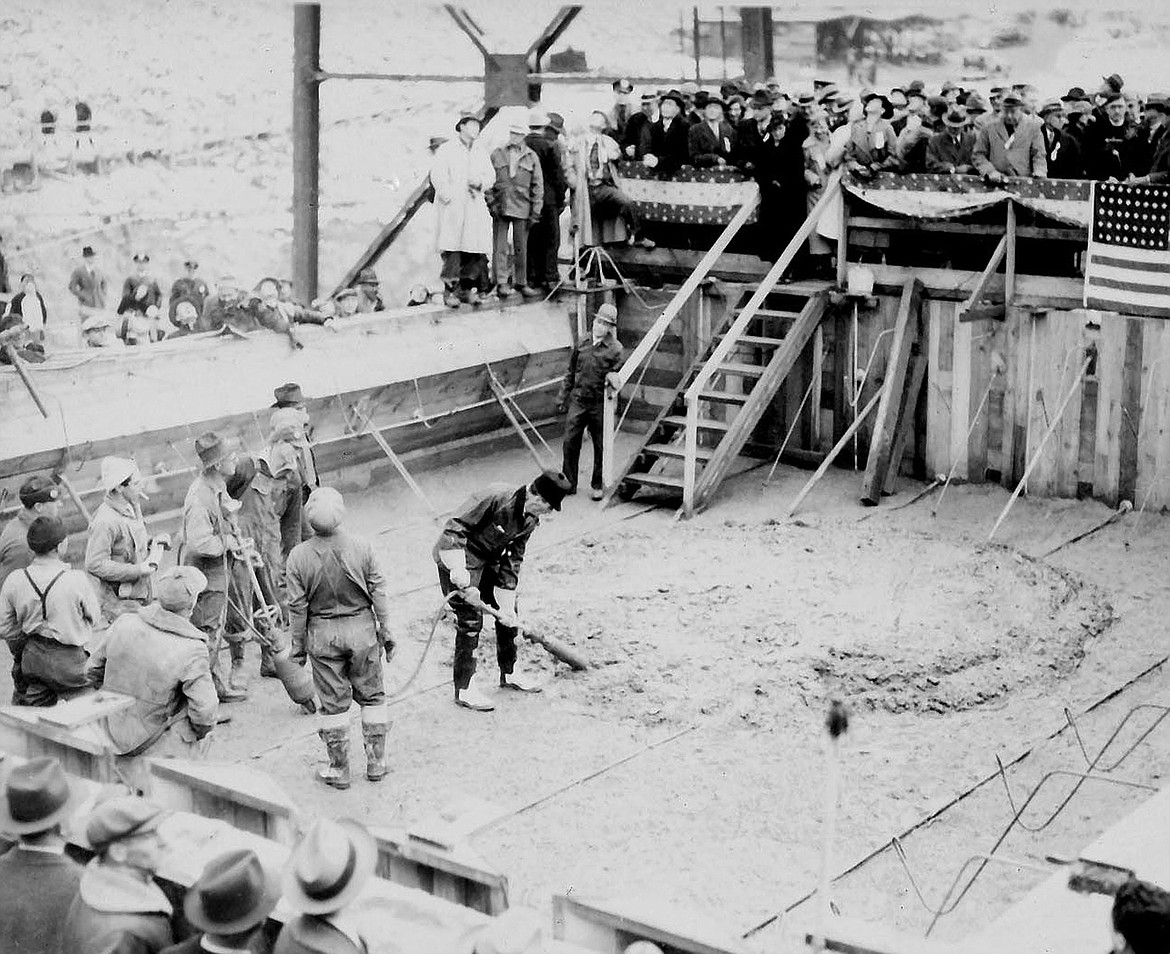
292;2;321;306
836;187;849;288
1005;201;1017;307
682;396;699;516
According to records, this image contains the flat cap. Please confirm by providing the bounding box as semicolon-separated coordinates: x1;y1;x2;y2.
304;487;345;533
85;796;167;851
156;566;208;611
18;474;59;507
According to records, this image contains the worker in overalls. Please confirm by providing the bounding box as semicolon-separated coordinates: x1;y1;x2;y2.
433;469;570;712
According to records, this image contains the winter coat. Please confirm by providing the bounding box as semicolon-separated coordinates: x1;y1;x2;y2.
925;129;977;174
85;493;151;623
640;116;691;176
487;143;544;221
274;914;369;954
434;484;540;589
525;130;568;210
1042;126;1084;179
431;138;494;254
181;473;240;592
4;291;49;332
1149;127;1170;184
558;337;624;408
61;859;174;954
168;276;209;321
973;117;1047;178
0;846;84;954
688;119;737;167
845;118;901;171
69;265;108;308
88;601;217;754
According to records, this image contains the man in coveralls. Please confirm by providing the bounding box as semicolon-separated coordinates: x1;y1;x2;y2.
286;487;393;790
558;302;624;500
434;470;571;712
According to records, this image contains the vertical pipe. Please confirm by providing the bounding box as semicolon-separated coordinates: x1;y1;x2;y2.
292;2;321;306
692;6;701;82
719;7;728;79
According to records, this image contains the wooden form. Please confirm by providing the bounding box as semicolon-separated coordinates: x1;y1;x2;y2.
149;760;298;844
860;279;922;504
0;693;135;783
553;893;750;954
373;828;509;916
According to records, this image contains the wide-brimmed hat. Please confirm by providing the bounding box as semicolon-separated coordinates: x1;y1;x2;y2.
0;757;79;836
861;91;893;117
1000;91;1024;107
748;91;773;110
507;120;528;135
186;849;280;935
962;92;988;114
1038;99;1064;117
527;107;549;129
100;456;139;492
355;267;379;287
283;818;376;915
659;89;685;110
612;78;633;94
529;470;572;512
273;382;306;408
194;432;227;468
703;95;725;110
942;107;969;129
454;113;481;132
1101;73;1125;94
1061;86;1089;103
1146;94;1170;113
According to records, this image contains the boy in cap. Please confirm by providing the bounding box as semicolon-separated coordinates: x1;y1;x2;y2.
434;469;571;711
488;122;545;300
162;849;280;953
0;515;100;706
168;259;209;326
181;431;250;701
62;796;174;954
286;488;393;789
274;819;376;953
86;456;162;626
0;757;85;954
89;566;219;760
557;302;623;501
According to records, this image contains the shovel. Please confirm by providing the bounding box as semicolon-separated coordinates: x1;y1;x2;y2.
460;592;589;672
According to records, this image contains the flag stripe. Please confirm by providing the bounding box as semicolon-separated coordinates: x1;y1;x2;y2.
1088;269;1170;296
1087;242;1170;267
1089;252;1170;274
1085;298;1170;319
1086;284;1170;309
1085;183;1170;317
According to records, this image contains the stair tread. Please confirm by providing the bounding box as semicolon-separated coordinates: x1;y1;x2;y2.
645;443;714;460
662;415;731;431
717;361;766;376
714;333;786;346
734;307;802;319
624;473;685;489
699;389;748;404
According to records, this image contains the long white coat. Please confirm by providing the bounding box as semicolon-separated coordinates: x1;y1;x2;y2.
431;138;494;254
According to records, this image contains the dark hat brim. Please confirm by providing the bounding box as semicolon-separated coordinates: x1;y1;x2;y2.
282;819;376;915
185;864;281;935
0;771;83;837
659;92;685;109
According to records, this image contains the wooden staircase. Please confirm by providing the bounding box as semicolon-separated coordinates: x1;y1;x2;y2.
610;285;830;514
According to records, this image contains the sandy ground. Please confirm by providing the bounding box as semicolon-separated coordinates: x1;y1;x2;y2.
8;430;1170;950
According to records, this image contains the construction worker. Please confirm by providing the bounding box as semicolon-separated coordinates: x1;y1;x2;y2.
557;302;624;500
180;432;249;702
0;474;62;703
286;488;393;789
85;456;161;626
88;566;218;762
434;469;571;711
0;516;101;706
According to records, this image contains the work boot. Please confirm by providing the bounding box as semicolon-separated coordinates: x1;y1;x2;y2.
590;488;604;501
455;680;495;712
497;284;519;300
213;671;247;703
518;284;542;299
362;722;389;782
500;673;543;693
443;290;461;308
463;287;481;308
229;653;250;693
259;644;278;679
315;727;351;790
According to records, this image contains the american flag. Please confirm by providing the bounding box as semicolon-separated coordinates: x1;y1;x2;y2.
1084;181;1170;318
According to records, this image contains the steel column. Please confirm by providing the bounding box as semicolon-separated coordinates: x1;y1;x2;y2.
292;2;321;305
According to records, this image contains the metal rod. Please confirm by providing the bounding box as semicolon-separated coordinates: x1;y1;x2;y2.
692;6;702;82
3;345;50;418
292;2;321;305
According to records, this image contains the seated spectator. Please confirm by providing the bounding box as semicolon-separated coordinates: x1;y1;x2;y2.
1135;94;1170;184
354;267;384;313
81;312;119;347
574;110;651;248
254;277;330;327
62;796;175;954
973;91;1047;181
162;849;280;954
168;259;209;325
120;305;167;345
623;92;657;159
641;90;691;177
1083;91;1141;181
1039;100;1083;179
117;253;162;318
688;95;737;167
0;313;46;364
0;515;100;707
1111;879;1170;954
3;272;48;341
926;107;976;174
845;92;901;178
0;757;84;954
332;287;360;317
169;300;199;338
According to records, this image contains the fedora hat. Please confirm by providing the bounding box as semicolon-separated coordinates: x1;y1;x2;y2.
272;382;306;408
748;91;773;110
194;431;227;468
862;90;893;118
659;89;685;110
1061;86;1088;103
942;106;968;129
530;469;572;512
0;757;78;836
283;818;376;915
186;849;280;935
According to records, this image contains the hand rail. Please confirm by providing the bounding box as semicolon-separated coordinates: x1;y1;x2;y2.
611;191;760;391
683;168;843;405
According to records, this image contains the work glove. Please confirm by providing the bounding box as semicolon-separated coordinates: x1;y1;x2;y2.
439;549;472;590
495;588;519;629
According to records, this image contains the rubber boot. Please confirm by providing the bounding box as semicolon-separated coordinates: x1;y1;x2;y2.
259;643;278;678
315;726;351;790
362;721;388;782
228;641;250;694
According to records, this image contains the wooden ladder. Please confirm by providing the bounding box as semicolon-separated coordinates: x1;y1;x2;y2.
610;285;829;513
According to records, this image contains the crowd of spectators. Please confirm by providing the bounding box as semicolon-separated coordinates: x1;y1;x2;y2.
0;245;390;359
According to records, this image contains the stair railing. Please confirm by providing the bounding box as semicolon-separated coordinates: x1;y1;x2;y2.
601;191;760;487
680;168;844;514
